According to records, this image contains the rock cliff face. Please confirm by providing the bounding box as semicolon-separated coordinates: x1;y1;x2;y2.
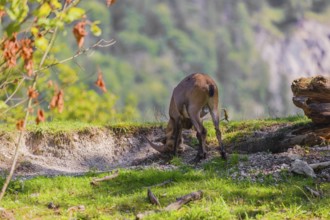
257;20;330;115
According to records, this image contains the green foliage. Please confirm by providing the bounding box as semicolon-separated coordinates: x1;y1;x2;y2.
0;0;126;127
1;0;330;124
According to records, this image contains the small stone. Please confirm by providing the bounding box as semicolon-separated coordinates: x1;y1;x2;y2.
47;202;57;209
290;159;316;178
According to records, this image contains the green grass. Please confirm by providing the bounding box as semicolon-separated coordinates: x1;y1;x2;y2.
205;115;310;144
1;159;329;219
1;115;327;219
0;120;165;135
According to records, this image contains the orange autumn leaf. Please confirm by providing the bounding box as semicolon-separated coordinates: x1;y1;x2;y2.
66;0;72;4
21;39;33;60
21;38;34;76
27;86;38;99
0;10;5;21
16;120;24;131
50;89;64;113
50;95;57;109
106;0;116;7
36;109;45;125
57;90;64;113
3;33;20;68
24;59;34;76
73;20;87;48
95;69;107;92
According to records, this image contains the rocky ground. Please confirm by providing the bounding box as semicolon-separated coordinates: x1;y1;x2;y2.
0;125;329;183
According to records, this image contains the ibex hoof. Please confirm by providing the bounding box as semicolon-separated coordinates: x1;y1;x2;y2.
191;153;207;164
221;151;227;160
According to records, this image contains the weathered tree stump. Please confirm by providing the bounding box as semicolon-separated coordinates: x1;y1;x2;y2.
291;75;330;124
229;123;330;154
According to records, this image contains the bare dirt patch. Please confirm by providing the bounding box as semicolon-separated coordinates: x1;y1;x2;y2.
0;124;329;182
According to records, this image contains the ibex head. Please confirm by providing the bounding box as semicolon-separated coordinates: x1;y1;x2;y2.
146;73;227;162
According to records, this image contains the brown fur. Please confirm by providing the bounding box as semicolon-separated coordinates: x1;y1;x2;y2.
148;73;226;161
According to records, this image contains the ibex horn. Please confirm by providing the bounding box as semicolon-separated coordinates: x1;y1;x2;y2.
143;135;169;153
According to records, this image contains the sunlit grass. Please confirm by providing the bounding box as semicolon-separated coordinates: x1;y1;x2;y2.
0;115;328;219
1;158;329;219
205;115;310;144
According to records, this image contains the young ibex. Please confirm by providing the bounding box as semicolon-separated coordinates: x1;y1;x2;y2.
146;73;227;161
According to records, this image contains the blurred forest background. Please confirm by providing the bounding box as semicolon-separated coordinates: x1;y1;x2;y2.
2;0;330;123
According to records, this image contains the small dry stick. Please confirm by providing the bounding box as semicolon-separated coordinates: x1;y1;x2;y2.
90;170;119;186
304;186;322;198
222;108;229;122
136;190;203;219
147;188;161;206
67;205;85;212
164;190;203;211
309;161;330;170
136;210;158;220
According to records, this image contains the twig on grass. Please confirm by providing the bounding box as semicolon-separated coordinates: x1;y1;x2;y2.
90;170;119;186
147;188;161;206
164;190;203;211
304;186;322;198
136;190;203;219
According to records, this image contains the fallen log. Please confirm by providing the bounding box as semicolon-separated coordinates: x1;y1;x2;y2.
229;124;328;154
90;170;119;186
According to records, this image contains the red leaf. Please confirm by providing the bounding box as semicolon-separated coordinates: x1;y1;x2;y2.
57;90;64;113
24;59;34;77
106;0;116;7
16;120;24;131
2;33;20;68
0;10;5;21
50;89;64;113
73;21;87;48
27;86;38;99
36;109;45;124
95;68;107;92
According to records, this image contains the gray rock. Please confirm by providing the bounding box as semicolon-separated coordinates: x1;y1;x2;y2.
290;159;316;178
287;153;302;161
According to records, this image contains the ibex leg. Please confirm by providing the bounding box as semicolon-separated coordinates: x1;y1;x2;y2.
189;110;207;161
208;105;227;160
172;119;182;156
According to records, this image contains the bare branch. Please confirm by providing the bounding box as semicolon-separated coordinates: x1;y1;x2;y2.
33;39;116;75
4;78;25;104
0;98;28;116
